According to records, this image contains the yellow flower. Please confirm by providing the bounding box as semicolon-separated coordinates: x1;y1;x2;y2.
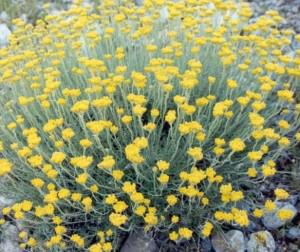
169;231;179;241
70;234;84;247
109;213;128;227
125;138;148;164
230;191;244;202
253;208;263;218
277;209;295;221
201;197;209;206
0;159;12;176
144;212;158;226
70;156;93;169
31;178;44;189
76;173;88;184
171;215;179;224
50;152;66;164
122;181;136;194
79;139;92;148
249;112;265;128
71;193;82;202
97;155;115;170
150;109;160;118
113;201;128;213
131;71;147;88
201;221;213;237
62;128;75;140
143;122;156;132
91;96;112;108
105;194;118;205
247;151;263;162
134;205;146;216
58;188;70;199
132;105;146;117
28;155;43;167
208;76;216;84
55;226;67;235
156;160;170;172
274;188;289;200
278;137;290;147
71;100;89;113
278;120;290;129
262;164;276;177
21;200;33;212
130;192;145;204
112;170;124;181
229;138;246;152
264;200;276;212
27;237;37;247
227;79;238;89
166;195;178;206
82;197;93;212
231;208;249;227
247;167;257;177
178;227;193;239
165;110;176;124
121;115;133;124
158;173;169;185
187;147;203;161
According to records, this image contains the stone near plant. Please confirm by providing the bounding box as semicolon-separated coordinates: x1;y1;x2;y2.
262;203;297;230
0;224;21;252
0;23;11;47
288;243;299;251
0;196;13;210
287;227;300;240
247;231;276;252
0;11;9;23
201;238;212;251
211;230;245;252
120;232;158;252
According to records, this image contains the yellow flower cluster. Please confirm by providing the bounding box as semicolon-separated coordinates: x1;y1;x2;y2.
0;0;299;250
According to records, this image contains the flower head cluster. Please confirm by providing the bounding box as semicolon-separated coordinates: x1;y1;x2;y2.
0;0;299;250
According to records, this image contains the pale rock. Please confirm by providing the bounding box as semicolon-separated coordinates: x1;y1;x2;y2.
211;230;245;252
0;224;21;252
0;23;11;47
262;203;297;230
120;232;158;252
287;227;300;240
0;196;13;209
247;231;276;252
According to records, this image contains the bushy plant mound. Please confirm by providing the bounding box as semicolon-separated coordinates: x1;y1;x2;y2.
0;0;300;250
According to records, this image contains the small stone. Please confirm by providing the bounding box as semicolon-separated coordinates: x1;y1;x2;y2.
120;232;158;252
247;231;276;252
262;203;297;230
201;238;212;252
245;219;259;233
0;196;13;209
296;202;300;212
0;240;22;252
288;243;299;251
287;227;300;240
0;23;11;47
0;224;21;252
211;230;245;252
1;224;18;241
288;195;298;206
0;11;9;23
135;0;144;6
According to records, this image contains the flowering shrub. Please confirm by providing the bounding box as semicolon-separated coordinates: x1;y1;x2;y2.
0;0;300;251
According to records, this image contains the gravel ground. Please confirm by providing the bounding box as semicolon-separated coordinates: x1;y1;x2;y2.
248;0;300;33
